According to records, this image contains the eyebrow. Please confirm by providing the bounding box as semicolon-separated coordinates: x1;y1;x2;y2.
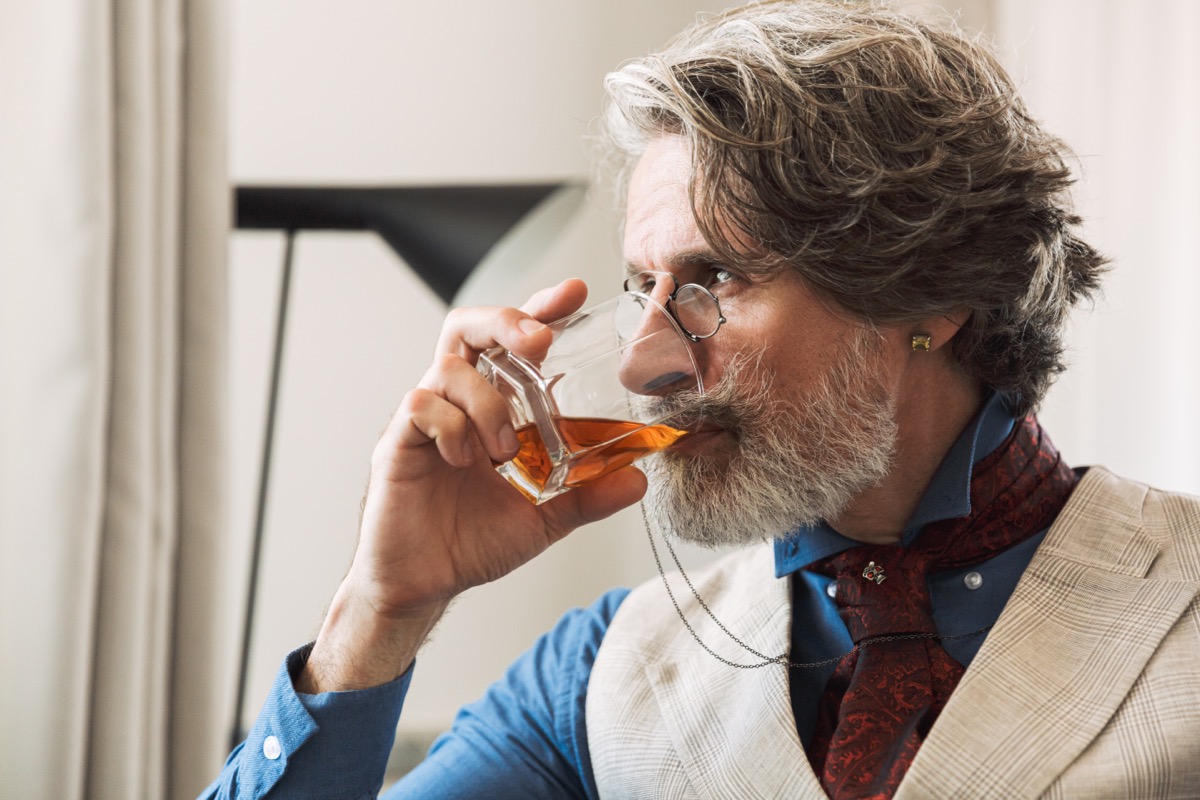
623;249;724;278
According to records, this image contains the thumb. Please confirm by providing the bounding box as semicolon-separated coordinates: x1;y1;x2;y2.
542;466;648;535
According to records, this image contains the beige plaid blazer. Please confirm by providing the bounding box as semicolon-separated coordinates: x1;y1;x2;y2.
587;468;1200;798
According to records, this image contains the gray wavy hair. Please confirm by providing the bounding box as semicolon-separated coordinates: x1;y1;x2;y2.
600;0;1105;413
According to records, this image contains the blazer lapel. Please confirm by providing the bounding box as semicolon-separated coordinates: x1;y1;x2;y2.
897;468;1200;799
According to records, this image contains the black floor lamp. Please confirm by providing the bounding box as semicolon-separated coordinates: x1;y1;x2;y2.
230;183;576;748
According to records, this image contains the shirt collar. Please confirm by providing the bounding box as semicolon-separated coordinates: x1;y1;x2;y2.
773;391;1018;578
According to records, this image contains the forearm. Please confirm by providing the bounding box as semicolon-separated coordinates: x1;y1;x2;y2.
298;577;449;693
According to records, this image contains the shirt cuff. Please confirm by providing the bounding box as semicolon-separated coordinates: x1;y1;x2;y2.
238;643;413;799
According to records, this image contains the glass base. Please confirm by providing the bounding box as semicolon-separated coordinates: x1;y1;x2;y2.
494;459;570;505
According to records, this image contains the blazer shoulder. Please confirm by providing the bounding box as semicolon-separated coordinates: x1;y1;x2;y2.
1141;478;1200;581
1082;466;1200;580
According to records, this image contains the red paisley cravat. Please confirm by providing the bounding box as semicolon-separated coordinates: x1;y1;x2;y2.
806;414;1077;799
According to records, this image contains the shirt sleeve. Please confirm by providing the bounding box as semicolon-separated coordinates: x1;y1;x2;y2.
382;588;629;800
196;643;412;800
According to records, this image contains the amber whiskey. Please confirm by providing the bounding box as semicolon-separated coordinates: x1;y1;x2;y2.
500;416;688;502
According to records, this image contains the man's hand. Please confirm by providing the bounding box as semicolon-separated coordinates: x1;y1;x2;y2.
297;279;648;693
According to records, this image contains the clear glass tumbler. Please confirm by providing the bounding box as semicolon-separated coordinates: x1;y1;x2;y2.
478;291;703;504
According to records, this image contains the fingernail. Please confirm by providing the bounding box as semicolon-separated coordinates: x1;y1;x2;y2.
462;438;476;463
518;318;546;336
498;425;519;455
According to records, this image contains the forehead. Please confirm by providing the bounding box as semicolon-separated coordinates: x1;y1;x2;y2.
623;136;716;275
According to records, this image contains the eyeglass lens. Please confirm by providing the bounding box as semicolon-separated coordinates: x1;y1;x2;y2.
672;283;721;339
624;271;722;340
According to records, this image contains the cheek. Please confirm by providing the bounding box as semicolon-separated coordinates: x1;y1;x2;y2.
699;298;825;389
696;323;764;386
693;332;764;391
694;346;724;391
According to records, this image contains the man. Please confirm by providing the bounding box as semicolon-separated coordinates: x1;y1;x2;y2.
203;2;1200;798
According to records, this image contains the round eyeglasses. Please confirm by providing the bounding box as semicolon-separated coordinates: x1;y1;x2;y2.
623;270;726;342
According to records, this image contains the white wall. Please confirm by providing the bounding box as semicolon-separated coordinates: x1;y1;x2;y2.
992;0;1200;495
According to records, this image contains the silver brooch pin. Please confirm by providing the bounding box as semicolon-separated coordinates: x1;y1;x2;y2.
862;561;886;584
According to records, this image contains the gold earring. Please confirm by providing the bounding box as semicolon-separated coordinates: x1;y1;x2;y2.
911;333;932;352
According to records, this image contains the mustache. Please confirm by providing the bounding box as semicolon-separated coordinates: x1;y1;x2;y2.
642;351;767;433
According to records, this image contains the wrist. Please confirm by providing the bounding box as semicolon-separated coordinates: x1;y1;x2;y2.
297;581;448;693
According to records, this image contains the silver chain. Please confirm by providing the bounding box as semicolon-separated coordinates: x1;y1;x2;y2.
640;502;993;670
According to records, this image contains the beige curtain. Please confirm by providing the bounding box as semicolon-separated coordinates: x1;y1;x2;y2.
0;1;229;798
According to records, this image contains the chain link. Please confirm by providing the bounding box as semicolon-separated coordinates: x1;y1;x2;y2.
641;503;994;670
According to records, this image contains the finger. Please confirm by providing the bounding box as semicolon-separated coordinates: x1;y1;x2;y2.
519;277;588;321
435;279;588;362
389;387;479;468
418;353;522;462
435;304;552;363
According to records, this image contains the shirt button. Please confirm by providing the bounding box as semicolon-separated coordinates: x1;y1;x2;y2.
263;735;282;760
964;571;983;591
826;581;838;599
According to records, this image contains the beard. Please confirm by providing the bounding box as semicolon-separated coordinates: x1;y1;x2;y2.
641;327;898;548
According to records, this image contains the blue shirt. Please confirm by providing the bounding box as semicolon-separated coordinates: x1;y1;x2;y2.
199;394;1042;799
779;391;1037;745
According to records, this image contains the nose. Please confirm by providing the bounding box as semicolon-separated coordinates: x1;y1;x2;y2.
616;292;699;397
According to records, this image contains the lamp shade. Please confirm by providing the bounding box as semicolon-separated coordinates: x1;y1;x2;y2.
235;183;569;303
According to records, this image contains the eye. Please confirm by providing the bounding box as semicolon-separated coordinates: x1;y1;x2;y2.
704;267;740;290
624;271;658;293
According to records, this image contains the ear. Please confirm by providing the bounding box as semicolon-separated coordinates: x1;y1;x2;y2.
909;308;970;353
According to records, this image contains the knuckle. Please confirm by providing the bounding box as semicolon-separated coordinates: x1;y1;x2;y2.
418;354;467;390
499;307;530;328
437;352;467;373
443;306;471;328
401;386;436;415
370;437;395;469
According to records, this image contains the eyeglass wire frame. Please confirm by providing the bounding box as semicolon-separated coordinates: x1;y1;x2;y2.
622;270;727;343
